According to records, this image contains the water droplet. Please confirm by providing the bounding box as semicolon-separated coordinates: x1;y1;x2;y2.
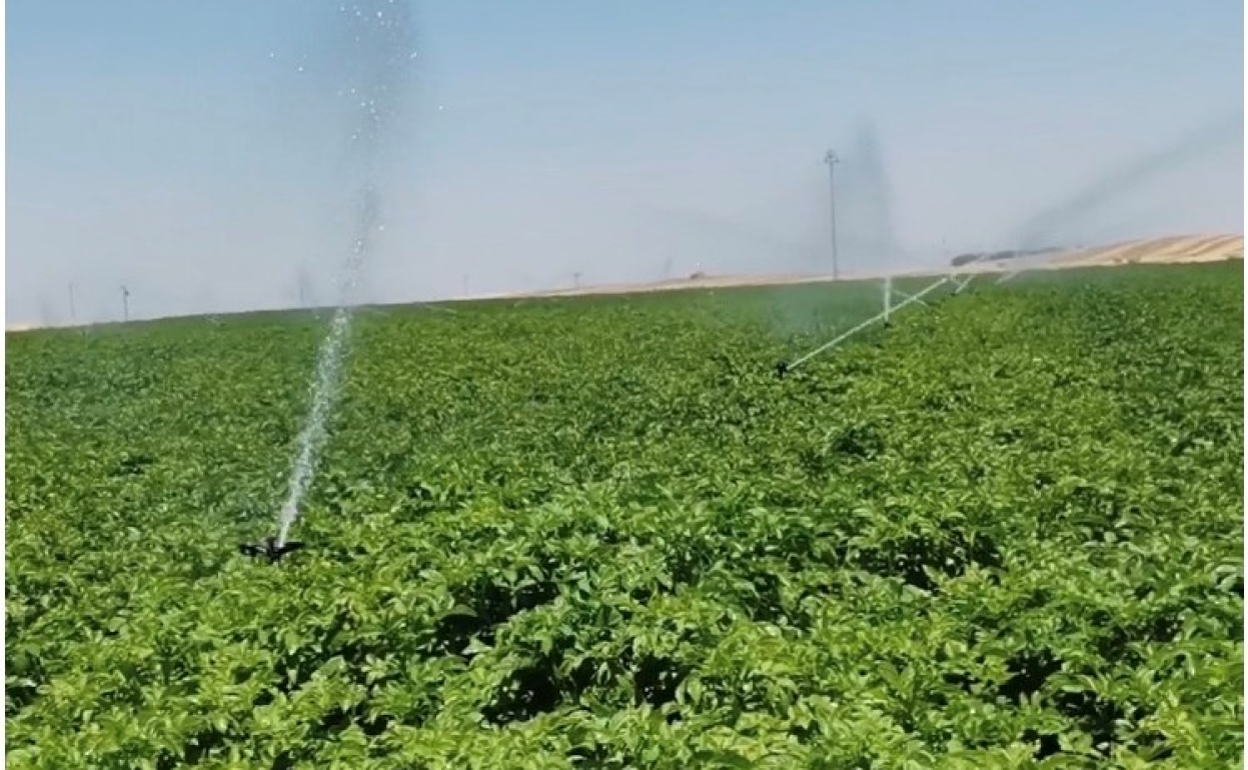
268;51;276;59
438;104;445;111
296;65;305;73
409;51;419;59
377;224;386;232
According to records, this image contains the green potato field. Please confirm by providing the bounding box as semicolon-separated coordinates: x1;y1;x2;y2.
5;263;1244;769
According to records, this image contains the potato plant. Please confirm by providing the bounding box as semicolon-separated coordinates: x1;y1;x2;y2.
6;263;1242;768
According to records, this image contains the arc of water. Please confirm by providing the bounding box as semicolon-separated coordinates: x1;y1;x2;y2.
275;187;378;547
269;0;415;547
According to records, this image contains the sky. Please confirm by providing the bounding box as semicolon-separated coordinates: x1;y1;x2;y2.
7;0;1244;324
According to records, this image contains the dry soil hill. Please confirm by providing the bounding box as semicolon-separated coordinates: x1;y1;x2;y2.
527;233;1243;298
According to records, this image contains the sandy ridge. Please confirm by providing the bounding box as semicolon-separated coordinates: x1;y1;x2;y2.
522;233;1243;299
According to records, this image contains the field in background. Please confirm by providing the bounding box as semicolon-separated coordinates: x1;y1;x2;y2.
6;261;1243;767
4;233;1242;332
513;233;1244;301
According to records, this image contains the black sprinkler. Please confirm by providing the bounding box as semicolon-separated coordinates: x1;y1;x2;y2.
239;537;304;564
774;360;790;379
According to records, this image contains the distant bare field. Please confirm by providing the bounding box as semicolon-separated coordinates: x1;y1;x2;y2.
6;233;1242;331
522;233;1244;299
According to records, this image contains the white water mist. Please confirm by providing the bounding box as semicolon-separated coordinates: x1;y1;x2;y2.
276;306;353;546
276;188;377;546
274;0;415;546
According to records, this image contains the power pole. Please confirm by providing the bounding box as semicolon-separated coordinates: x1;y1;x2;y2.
824;149;840;280
121;285;130;323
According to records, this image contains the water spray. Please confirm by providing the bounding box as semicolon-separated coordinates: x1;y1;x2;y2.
243;0;415;562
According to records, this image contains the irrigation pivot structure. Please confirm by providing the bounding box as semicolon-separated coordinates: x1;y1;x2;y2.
777;247;1050;376
778;276;953;376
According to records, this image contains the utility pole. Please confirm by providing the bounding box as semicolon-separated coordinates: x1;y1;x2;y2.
68;282;77;324
824;149;840;280
298;269;308;307
121;285;130;323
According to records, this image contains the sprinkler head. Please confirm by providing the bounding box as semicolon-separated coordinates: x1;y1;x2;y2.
775;361;790;379
239;537;304;564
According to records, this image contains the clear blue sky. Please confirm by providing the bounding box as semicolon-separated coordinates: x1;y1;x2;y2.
8;0;1244;323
